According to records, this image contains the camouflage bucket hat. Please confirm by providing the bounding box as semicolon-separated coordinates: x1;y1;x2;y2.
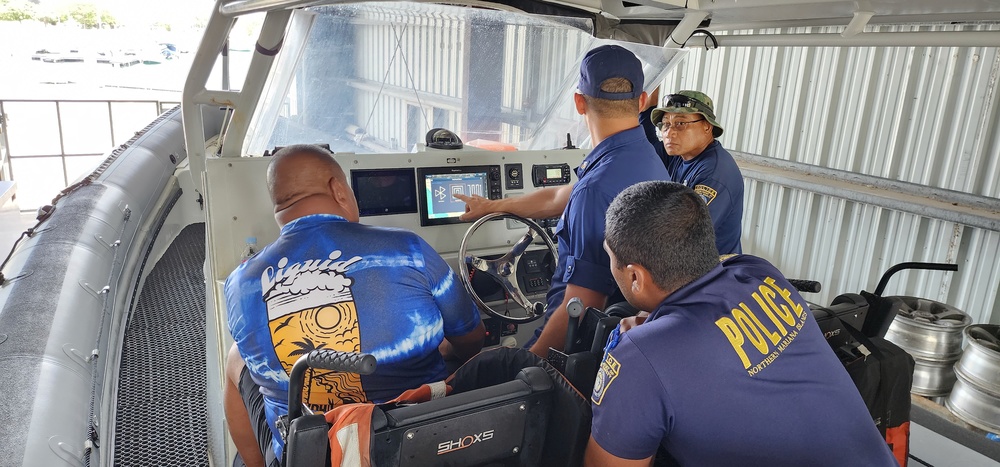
651;90;724;138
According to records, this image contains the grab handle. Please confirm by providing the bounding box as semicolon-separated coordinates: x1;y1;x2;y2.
873;262;957;297
287;350;377;421
787;279;822;294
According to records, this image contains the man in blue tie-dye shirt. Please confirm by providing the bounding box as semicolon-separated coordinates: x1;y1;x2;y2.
223;144;485;467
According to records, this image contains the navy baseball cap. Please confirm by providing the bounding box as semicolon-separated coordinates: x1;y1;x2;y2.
577;45;644;100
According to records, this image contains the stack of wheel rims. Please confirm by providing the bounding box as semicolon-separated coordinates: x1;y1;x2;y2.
884;297;971;397
946;324;1000;432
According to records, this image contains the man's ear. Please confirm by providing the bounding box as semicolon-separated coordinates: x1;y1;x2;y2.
331;176;361;222
330;177;350;204
627;263;656;299
624;264;640;291
574;93;587;115
638;91;649;112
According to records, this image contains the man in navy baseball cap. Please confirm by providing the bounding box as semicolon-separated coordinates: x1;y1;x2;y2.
577;44;645;100
455;44;669;356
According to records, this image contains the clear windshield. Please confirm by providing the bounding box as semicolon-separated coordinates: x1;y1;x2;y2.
245;2;684;155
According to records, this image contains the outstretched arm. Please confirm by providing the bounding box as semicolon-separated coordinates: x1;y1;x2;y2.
454;183;572;221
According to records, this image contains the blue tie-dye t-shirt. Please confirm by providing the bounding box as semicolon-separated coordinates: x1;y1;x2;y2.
224;214;480;458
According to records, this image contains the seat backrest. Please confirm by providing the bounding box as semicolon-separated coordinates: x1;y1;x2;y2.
448;347;592;467
371;365;553;466
283;348;589;467
285;414;332;467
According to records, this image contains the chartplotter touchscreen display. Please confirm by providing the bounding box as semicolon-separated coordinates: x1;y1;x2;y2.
417;167;495;226
351;168;418;217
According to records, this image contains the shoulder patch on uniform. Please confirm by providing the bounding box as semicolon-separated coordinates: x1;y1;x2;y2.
591;352;621;405
693;184;717;205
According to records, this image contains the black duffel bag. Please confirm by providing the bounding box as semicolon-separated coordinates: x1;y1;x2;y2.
842;324;916;467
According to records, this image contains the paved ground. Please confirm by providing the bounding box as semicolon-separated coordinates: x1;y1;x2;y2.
1;201;36;259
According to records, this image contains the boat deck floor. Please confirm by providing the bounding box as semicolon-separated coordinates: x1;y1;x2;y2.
114;223;208;467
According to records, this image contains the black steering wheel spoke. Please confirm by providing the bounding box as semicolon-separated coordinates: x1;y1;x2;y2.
459;213;557;324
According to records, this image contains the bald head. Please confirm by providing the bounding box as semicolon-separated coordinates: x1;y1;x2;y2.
266;144;359;226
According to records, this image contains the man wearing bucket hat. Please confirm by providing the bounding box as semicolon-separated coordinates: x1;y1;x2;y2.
641;89;744;255
454;45;670;356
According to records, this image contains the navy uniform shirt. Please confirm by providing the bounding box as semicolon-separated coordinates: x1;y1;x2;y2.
641;107;744;254
525;126;669;348
591;255;897;466
225;214;480;458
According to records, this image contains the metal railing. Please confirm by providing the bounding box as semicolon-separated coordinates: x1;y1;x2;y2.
0;99;179;210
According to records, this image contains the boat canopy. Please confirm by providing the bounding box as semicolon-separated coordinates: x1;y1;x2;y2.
214;0;1000;43
184;0;1000;172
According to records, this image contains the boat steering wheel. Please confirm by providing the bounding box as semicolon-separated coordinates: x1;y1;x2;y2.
458;213;557;324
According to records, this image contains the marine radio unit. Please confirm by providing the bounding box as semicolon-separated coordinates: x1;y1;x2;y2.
531;163;571;187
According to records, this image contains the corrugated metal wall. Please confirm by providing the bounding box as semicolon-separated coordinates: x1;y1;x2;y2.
351;6;592;149
353;8;466;149
662;23;1000;324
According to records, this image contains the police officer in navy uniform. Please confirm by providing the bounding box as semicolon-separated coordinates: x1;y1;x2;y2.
585;181;898;467
641;89;744;255
454;45;670;356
